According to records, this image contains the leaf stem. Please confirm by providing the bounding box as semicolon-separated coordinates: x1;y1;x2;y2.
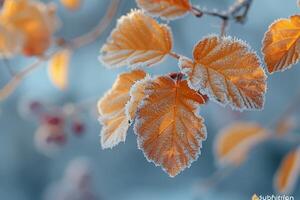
168;52;181;60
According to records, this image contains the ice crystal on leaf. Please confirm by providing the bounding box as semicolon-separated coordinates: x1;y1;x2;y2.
262;15;300;73
97;70;146;149
179;36;267;111
134;75;207;177
100;10;173;68
136;0;192;20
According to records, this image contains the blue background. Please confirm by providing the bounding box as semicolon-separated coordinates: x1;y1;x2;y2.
0;0;300;199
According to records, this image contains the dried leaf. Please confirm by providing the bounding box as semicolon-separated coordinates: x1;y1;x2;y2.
48;49;71;90
179;36;267;111
214;122;269;167
136;0;192;20
0;0;60;56
262;15;300;73
100;10;173;68
98;70;146;149
134;75;207;177
60;0;81;10
125;75;150;121
274;148;300;194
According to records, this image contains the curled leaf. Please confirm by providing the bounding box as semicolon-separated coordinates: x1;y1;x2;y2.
48;49;72;90
60;0;81;10
134;74;207;177
214;122;269;167
262;15;300;73
179;36;267;111
136;0;192;20
274;148;300;194
100;10;173;68
98;70;146;149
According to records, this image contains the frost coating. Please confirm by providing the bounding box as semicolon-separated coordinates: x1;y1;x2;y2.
99;9;173;69
97;70;146;149
136;0;192;20
125;75;151;123
133;75;207;177
262;15;300;73
179;36;267;111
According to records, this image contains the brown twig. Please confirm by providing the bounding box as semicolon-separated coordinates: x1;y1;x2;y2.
191;0;253;36
0;0;120;101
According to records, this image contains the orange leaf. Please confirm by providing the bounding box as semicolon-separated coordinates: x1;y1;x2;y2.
100;10;173;68
274;148;300;194
98;70;146;149
60;0;81;10
136;0;192;20
48;49;71;90
0;0;60;56
262;15;300;73
134;74;207;177
126;75;150;122
214;122;269;167
179;36;267;111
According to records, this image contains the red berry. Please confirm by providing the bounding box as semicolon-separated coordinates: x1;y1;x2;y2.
43;114;63;126
72;121;85;136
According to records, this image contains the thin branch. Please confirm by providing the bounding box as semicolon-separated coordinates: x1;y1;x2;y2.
0;0;120;101
71;0;120;49
0;52;56;101
191;0;254;36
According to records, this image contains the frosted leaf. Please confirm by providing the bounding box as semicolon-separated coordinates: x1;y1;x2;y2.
125;75;151;122
134;75;207;177
179;36;267;111
262;15;300;73
136;0;192;20
100;10;173;68
98;70;146;149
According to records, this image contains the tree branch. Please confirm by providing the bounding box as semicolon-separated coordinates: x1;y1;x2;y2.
191;0;254;36
0;0;120;101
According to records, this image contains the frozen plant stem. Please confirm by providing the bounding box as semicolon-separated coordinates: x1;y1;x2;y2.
0;0;121;101
191;0;253;36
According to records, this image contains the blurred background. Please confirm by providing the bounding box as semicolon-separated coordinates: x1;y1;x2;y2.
0;0;300;199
